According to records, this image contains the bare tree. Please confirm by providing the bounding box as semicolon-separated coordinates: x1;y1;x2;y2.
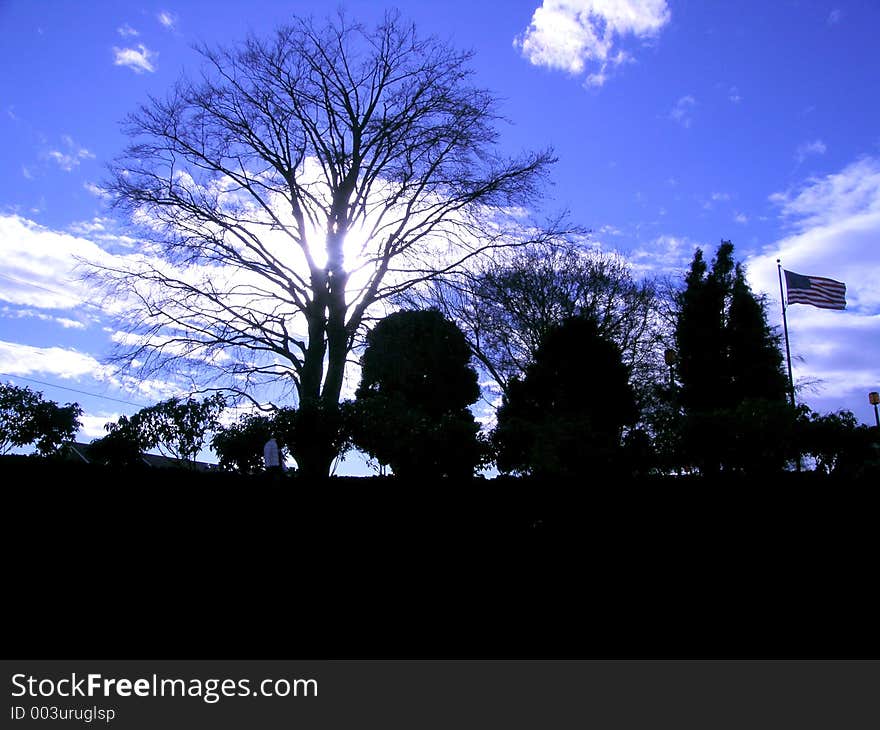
94;11;564;477
404;244;667;405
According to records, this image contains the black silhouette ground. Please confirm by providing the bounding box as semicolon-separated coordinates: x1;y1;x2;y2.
3;456;876;659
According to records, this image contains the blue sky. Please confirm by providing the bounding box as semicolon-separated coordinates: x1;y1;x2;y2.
1;0;879;470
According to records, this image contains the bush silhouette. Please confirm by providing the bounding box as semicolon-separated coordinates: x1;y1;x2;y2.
351;309;485;478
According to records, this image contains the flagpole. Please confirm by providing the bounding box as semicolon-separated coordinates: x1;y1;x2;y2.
777;259;796;408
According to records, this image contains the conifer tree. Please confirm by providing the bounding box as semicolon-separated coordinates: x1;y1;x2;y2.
673;241;791;473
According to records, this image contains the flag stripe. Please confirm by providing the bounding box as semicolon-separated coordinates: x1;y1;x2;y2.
783;269;846;310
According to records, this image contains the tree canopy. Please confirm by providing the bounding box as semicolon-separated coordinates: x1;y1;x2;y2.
405;244;663;401
493;315;637;477
350;309;484;478
673;241;791;473
92;395;225;466
0;383;82;456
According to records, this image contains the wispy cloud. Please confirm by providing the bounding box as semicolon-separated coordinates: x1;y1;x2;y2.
670;95;696;127
68;217;111;236
157;10;177;29
0;307;86;330
630;234;697;274
514;0;671;86
113;44;157;74
770;156;880;232
828;8;842;25
83;182;111;200
733;212;749;224
46;135;95;172
729;86;742;103
117;23;139;37
795;139;827;163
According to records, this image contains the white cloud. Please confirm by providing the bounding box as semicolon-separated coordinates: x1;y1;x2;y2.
0;214;110;310
670;95;696;127
729;86;742;103
79;414;121;440
22;166;34;180
743;156;880;417
46;135;94;172
795;139;827;163
0;340;106;380
515;0;670;85
711;192;730;201
117;23;139;37
113;44;157;74
157;10;177;29
734;212;749;224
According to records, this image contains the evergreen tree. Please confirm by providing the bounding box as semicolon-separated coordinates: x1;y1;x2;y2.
673;241;791;473
493;315;637;477
727;264;789;403
350;309;485;479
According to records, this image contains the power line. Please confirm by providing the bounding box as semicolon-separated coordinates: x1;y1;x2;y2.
0;372;148;407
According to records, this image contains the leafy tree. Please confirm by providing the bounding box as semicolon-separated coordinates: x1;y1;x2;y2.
493;316;637;477
211;414;275;473
95;11;564;478
1;383;41;454
798;409;879;477
350;309;485;478
673;241;791;473
0;383;82;456
88;415;149;468
133;395;226;463
96;395;226;466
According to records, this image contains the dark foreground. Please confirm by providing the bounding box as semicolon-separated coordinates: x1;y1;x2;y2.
4;456;877;659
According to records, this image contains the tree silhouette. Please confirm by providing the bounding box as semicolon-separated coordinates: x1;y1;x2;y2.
0;383;82;456
674;241;791;473
727;263;789;403
350;309;484;478
493;315;637;477
89;415;148;469
94;11;563;478
404;244;663;402
798;409;879;478
94;395;225;466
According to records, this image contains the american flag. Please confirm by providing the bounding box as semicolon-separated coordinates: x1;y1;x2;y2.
783;269;846;310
